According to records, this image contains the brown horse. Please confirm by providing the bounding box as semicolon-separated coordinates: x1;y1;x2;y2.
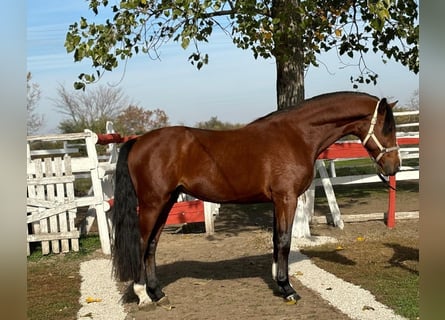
111;91;400;308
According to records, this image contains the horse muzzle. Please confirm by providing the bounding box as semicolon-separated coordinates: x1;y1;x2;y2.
378;153;401;176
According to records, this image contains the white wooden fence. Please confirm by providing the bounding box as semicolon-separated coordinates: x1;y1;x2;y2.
27;130;111;255
27;156;79;255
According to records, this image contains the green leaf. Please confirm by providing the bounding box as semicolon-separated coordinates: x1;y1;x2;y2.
74;82;85;90
181;37;190;49
80;17;88;29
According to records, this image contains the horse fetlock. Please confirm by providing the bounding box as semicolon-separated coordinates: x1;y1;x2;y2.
138;300;156;311
277;280;297;299
134;283;153;307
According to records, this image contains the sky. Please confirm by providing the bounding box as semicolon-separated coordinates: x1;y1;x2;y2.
27;0;419;134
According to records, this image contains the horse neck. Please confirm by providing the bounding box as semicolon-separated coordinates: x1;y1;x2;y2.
298;98;375;156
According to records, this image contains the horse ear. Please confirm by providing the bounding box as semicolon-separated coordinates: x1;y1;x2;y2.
378;98;398;113
378;98;387;113
388;100;398;109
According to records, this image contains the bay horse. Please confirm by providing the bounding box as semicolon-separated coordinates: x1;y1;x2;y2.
111;91;400;308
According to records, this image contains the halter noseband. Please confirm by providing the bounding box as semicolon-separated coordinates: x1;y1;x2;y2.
362;100;400;162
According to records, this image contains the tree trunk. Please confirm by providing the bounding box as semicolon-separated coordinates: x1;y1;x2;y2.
272;0;305;110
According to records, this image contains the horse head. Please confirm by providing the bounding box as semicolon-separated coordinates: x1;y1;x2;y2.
362;98;400;176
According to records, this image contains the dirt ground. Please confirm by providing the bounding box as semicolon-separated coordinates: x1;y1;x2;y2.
119;182;419;320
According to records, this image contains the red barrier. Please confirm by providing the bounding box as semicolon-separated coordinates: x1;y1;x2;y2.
107;199;205;226
318;137;419;160
96;133;138;145
166;200;205;225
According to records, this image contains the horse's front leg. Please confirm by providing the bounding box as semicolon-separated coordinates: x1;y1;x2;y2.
272;195;301;302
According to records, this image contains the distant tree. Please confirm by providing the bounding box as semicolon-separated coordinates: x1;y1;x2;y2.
114;105;170;135
394;89;418;133
194;116;244;130
27;72;45;134
408;89;419;110
53;84;129;133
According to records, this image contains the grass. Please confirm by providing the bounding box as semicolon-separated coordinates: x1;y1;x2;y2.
375;273;419;319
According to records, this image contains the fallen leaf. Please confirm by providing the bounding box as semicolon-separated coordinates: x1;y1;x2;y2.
362;305;375;311
356;236;365;242
159;303;174;311
294;271;304;276
193;279;212;286
80;312;93;318
85;297;102;303
335;245;344;251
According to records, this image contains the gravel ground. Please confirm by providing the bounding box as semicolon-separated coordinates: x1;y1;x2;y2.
77;236;406;320
77;259;126;320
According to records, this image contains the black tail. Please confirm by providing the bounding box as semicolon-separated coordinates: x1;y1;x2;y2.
111;138;140;282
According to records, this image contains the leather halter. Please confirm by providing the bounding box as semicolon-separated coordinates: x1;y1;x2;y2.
362;100;400;162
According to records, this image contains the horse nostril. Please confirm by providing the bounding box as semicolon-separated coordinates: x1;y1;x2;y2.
382;161;399;176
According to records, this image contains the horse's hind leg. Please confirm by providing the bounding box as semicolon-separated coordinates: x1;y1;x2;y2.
132;202;165;309
132;233;154;309
272;195;301;302
133;207;156;309
141;193;178;306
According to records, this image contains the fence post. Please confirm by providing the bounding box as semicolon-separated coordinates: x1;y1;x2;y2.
386;175;397;228
84;130;111;254
315;160;344;229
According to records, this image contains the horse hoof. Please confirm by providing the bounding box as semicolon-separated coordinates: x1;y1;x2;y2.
284;293;301;304
138;301;156;311
156;296;173;310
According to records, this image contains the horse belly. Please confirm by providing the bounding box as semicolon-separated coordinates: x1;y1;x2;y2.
179;158;271;203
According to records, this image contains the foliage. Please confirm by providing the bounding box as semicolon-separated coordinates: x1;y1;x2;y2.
27;72;45;135
114;105;169;135
65;0;418;92
194;116;244;130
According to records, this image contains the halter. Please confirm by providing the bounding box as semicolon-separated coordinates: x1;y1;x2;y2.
362;100;400;162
